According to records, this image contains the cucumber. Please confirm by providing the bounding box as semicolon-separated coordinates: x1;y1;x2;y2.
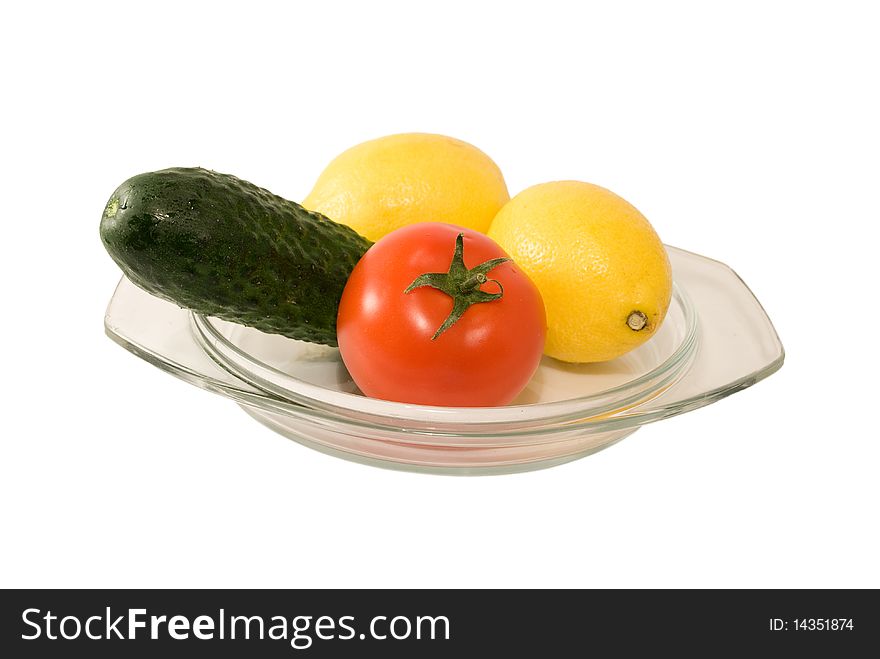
100;167;373;346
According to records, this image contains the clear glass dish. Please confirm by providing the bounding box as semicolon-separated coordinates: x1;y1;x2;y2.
104;246;784;474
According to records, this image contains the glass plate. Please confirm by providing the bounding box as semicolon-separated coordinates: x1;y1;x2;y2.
104;246;784;474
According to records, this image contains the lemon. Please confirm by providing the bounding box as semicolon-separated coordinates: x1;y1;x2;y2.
488;181;672;363
303;133;509;241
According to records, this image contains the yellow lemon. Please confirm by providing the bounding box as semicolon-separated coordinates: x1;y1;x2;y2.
303;133;509;241
488;181;672;363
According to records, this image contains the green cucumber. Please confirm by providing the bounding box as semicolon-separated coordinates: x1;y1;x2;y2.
100;167;372;346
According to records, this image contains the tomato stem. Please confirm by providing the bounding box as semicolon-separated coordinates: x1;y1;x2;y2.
460;272;487;291
404;233;511;340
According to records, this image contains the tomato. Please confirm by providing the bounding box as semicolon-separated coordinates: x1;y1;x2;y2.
337;223;546;407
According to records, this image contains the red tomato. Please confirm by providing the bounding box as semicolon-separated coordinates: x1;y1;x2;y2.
337;223;546;407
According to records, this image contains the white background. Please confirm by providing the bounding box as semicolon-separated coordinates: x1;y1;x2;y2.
2;1;877;588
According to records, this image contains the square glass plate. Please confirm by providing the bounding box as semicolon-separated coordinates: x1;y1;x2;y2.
104;246;783;474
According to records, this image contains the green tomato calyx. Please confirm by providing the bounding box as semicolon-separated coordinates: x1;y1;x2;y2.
404;233;511;340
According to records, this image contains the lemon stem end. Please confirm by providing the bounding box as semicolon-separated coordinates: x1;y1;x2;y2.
627;310;648;331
